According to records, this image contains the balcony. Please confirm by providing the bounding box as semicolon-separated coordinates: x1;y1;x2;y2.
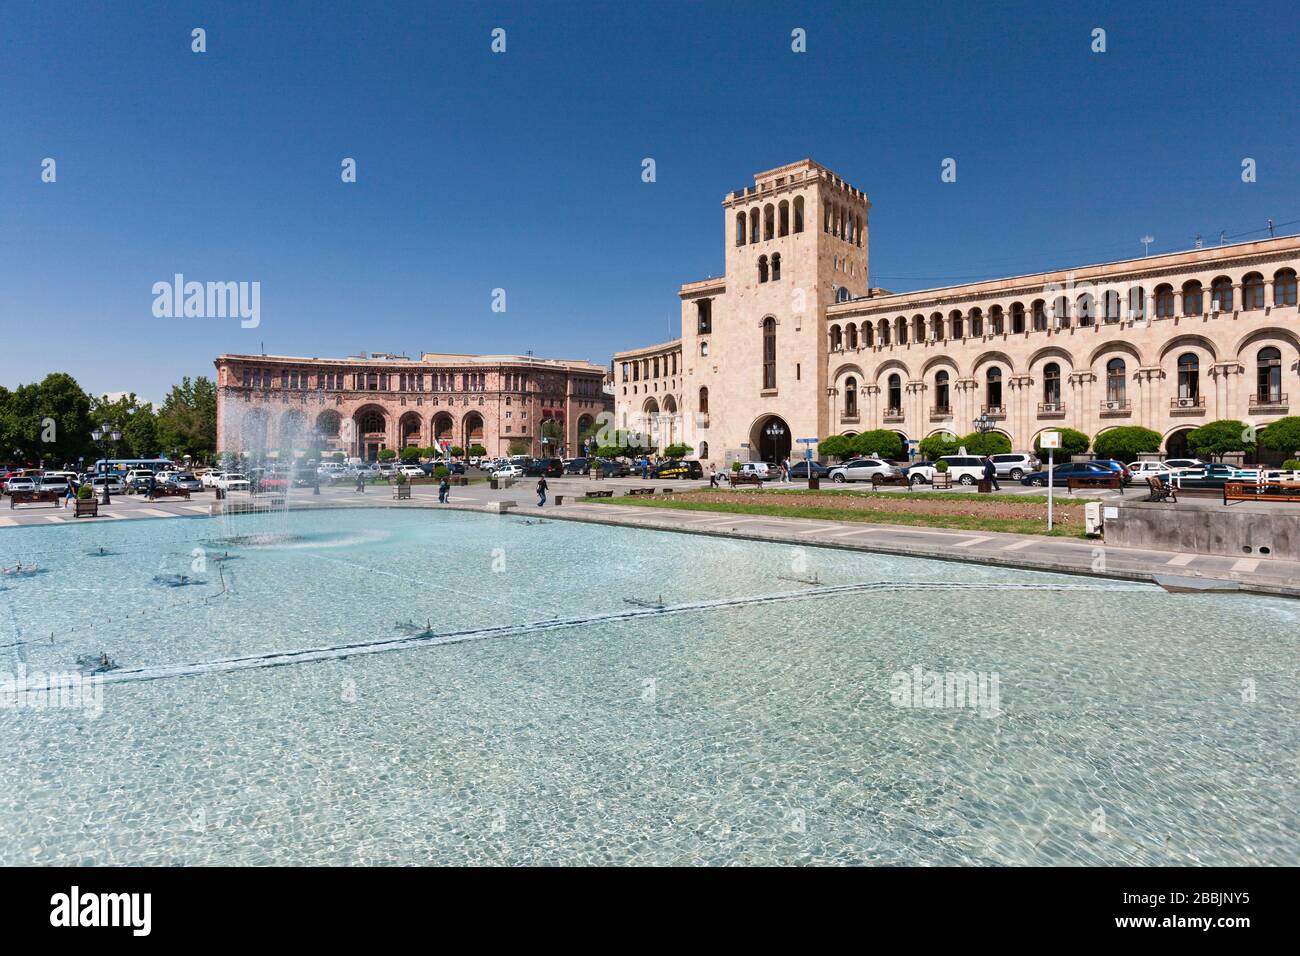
1099;399;1131;416
882;408;904;423
980;404;1005;419
1037;402;1066;418
839;413;860;425
1170;396;1205;414
930;405;952;421
1249;392;1288;413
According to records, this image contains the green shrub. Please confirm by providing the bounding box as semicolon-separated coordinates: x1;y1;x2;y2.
962;430;1011;456
450;445;465;457
663;443;692;459
1258;417;1300;455
468;444;487;458
1034;428;1089;461
935;459;949;472
1282;459;1300;471
433;465;449;479
1093;426;1162;463
850;429;904;461
77;483;94;500
731;460;742;472
919;433;959;461
1187;420;1250;461
377;448;397;461
818;434;852;461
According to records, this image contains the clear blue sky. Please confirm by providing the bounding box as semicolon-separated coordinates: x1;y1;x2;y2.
2;0;1297;402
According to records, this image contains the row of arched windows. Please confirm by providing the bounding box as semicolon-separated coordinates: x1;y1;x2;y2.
758;253;782;283
845;348;1285;418
831;269;1299;351
735;198;805;246
823;200;864;247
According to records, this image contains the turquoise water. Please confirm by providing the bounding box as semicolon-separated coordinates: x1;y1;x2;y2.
0;508;1296;865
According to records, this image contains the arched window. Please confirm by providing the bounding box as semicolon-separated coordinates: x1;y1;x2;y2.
887;374;902;413
1128;286;1146;321
1054;295;1070;328
846;323;858;350
894;317;907;344
1275;268;1297;306
913;315;926;341
836;286;851;303
986;368;1003;409
969;308;983;337
878;319;891;346
763;204;775;241
700;341;709;357
699;441;708;458
771;253;781;281
1011;302;1026;334
758;255;769;283
699;386;709;414
844;377;858;417
778;200;789;237
1257;347;1282;403
1043;363;1061;405
750;210;760;244
1155;284;1175;318
949;310;963;339
829;325;842;351
1106;358;1127;402
1211;277;1233;312
931;313;944;340
1076;293;1095;326
990;305;1004;335
1182;281;1203;315
934;370;950;412
735;212;746;247
862;322;874;348
1032;300;1047;331
1177;353;1200;401
1242;273;1265;310
762;317;777;389
793;196;804;233
1103;290;1121;323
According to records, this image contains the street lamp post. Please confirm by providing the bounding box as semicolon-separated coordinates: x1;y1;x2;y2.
89;422;122;505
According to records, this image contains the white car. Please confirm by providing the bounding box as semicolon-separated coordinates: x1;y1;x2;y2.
4;476;35;495
215;473;251;492
905;455;988;486
202;471;227;488
1128;461;1173;478
494;464;525;479
739;462;773;479
37;474;73;495
829;458;903;483
90;475;125;495
398;465;424;478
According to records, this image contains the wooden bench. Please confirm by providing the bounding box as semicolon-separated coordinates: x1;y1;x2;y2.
625;488;655;497
585;490;614;498
392;484;412;500
728;473;763;487
870;474;908;489
73;498;99;518
9;490;61;509
1223;480;1300;505
1066;474;1123;493
1145;475;1176;503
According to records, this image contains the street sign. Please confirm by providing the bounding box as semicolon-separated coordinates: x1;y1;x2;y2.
796;437;819;444
1040;431;1062;449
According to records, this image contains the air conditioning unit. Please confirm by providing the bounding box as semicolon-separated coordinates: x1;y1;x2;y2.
1103;400;1122;410
1175;397;1199;408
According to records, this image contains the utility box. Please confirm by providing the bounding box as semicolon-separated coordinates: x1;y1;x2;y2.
1084;501;1103;537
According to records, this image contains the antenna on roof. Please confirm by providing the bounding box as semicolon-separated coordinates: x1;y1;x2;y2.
1268;218;1275;238
1140;235;1154;257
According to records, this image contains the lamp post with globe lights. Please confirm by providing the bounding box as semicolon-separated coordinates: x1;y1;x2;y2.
89;422;122;504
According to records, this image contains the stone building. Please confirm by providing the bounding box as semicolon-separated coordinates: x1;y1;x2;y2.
613;159;1300;464
214;351;609;460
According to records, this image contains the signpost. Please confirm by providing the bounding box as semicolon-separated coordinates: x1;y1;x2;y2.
1040;431;1061;531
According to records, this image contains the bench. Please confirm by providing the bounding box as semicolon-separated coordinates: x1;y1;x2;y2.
1145;475;1177;503
9;490;61;509
1223;480;1300;505
584;490;614;499
74;498;99;518
870;474;908;488
625;488;655;497
392;484;412;500
1066;474;1123;493
728;473;764;487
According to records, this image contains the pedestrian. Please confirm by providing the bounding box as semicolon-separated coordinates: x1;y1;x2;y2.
438;474;450;503
536;476;548;507
983;457;1000;491
356;472;365;493
708;464;719;489
146;473;156;500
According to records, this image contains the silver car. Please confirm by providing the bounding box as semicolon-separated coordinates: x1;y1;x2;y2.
828;458;901;483
987;453;1039;480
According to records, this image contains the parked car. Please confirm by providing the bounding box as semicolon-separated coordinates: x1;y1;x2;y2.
564;458;592;475
493;464;525;479
1128;461;1173;478
125;469;156;493
1162;458;1205;471
596;459;630;478
1020;461;1111;486
905;456;987;486
214;473;251;492
525;458;564;478
395;464;424;478
201;470;227;488
828;458;902;483
4;476;36;495
37;474;72;495
787;460;831;479
89;475;126;496
162;473;203;492
987;453;1039;480
1165;463;1258;491
653;459;704;480
737;462;775;480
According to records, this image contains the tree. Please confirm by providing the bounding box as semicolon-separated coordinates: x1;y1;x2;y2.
663;442;691;458
399;445;422;462
818;434;852;461
508;438;531;456
918;433;959;460
468;443;487;458
450;445;464;457
1187;420;1250;461
378;448;397;461
961;431;1011;456
9;373;93;465
1258;416;1300;456
1034;428;1089;461
155;376;217;460
1093;426;1162;463
849;429;904;460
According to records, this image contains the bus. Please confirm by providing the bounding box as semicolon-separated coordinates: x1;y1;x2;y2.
93;458;174;477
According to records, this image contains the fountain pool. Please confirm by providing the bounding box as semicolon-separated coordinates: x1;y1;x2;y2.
0;508;1295;865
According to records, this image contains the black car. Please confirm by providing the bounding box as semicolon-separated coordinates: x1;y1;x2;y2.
524;458;564;478
787;460;831;479
653;459;704;480
564;458;591;475
597;459;630;478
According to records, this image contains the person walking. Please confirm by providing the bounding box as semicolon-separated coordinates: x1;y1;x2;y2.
708;464;719;489
982;457;1000;491
536;476;548;507
438;473;450;503
356;471;365;494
